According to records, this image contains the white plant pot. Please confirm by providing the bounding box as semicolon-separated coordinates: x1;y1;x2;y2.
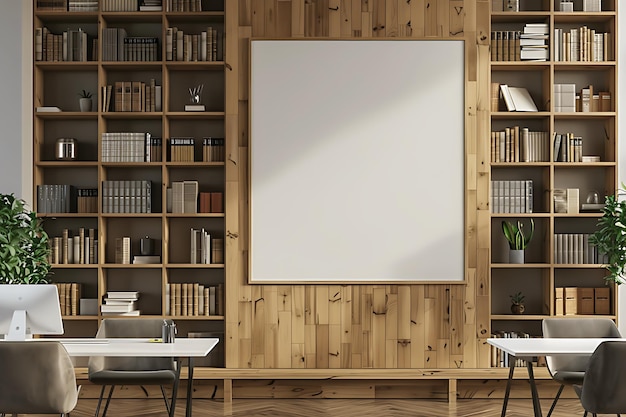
79;98;92;112
509;249;525;264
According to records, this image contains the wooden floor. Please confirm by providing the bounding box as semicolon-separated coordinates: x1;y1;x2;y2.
25;398;596;416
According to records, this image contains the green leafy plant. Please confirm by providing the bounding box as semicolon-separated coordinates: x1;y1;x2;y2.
589;185;626;285
0;194;51;284
510;291;525;305
78;89;92;99
501;218;535;250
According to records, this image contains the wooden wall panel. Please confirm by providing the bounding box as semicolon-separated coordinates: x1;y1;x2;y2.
228;0;488;370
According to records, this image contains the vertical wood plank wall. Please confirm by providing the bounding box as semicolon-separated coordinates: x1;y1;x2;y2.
225;0;490;370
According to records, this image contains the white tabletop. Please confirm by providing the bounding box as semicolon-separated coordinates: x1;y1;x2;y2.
41;337;218;357
487;337;625;357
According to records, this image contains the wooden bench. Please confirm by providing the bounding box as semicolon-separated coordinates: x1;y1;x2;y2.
75;367;555;405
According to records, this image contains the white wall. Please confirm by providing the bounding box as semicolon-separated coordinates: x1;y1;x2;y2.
0;1;31;201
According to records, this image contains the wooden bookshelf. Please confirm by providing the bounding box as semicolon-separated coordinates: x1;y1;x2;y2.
488;0;618;366
32;0;228;365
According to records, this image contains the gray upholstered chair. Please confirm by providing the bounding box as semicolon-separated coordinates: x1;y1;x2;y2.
542;317;621;417
573;340;626;417
88;318;179;417
0;341;78;417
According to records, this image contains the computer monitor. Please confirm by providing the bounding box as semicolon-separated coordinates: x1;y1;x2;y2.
0;284;64;340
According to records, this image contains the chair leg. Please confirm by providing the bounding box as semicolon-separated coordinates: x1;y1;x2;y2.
546;384;565;417
101;385;115;417
94;385;107;417
160;385;171;415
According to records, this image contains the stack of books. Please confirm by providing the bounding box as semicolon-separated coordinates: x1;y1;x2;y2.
520;23;549;61
101;291;140;316
140;0;162;11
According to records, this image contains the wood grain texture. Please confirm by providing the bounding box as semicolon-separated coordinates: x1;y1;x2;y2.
229;0;487;370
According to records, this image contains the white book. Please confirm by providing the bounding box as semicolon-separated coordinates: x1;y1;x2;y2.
106;291;139;299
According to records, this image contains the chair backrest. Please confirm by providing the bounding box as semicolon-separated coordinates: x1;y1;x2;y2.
542;318;621;374
0;341;78;414
88;318;175;373
579;340;626;414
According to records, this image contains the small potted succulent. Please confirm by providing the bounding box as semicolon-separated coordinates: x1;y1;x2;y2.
78;89;92;112
502;218;535;264
510;291;525;314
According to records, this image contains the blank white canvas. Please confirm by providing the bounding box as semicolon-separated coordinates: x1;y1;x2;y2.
250;39;465;283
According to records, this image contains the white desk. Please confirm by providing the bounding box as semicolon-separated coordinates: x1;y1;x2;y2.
49;338;218;417
487;337;622;417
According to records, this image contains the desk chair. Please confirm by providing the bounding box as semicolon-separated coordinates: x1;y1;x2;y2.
573;340;626;417
542;318;621;417
88;318;179;417
0;341;78;417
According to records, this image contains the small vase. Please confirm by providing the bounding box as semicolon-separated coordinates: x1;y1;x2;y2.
511;303;525;314
509;249;524;264
79;98;92;112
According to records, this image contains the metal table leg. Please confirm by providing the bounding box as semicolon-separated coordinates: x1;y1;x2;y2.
501;360;516;417
186;357;195;417
526;360;543;417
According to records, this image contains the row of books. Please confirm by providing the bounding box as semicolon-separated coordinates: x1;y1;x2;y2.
166;27;222;62
77;188;98;213
102;28;159;62
101;0;141;11
36;0;69;10
165;0;204;12
554;27;611;62
553;233;607;265
490;26;549;62
37;184;75;213
35;27;93;62
102;180;152;213
166;283;224;316
106;79;161;112
171;180;199;213
490;180;533;214
101;291;140;315
102;132;152;162
198;191;223;213
68;0;99;11
169;138;225;162
553;132;584;162
190;228;224;264
114;236;131;264
555;287;610;316
50;228;98;265
203;137;225;162
54;283;82;316
490;127;550;163
554;83;611;113
489;331;545;368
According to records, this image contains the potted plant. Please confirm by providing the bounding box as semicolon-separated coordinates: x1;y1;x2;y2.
510;291;525;314
589;185;626;285
502;218;535;263
78;89;92;112
0;194;51;284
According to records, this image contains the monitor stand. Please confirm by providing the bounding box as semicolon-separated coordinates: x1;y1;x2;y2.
6;310;29;341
